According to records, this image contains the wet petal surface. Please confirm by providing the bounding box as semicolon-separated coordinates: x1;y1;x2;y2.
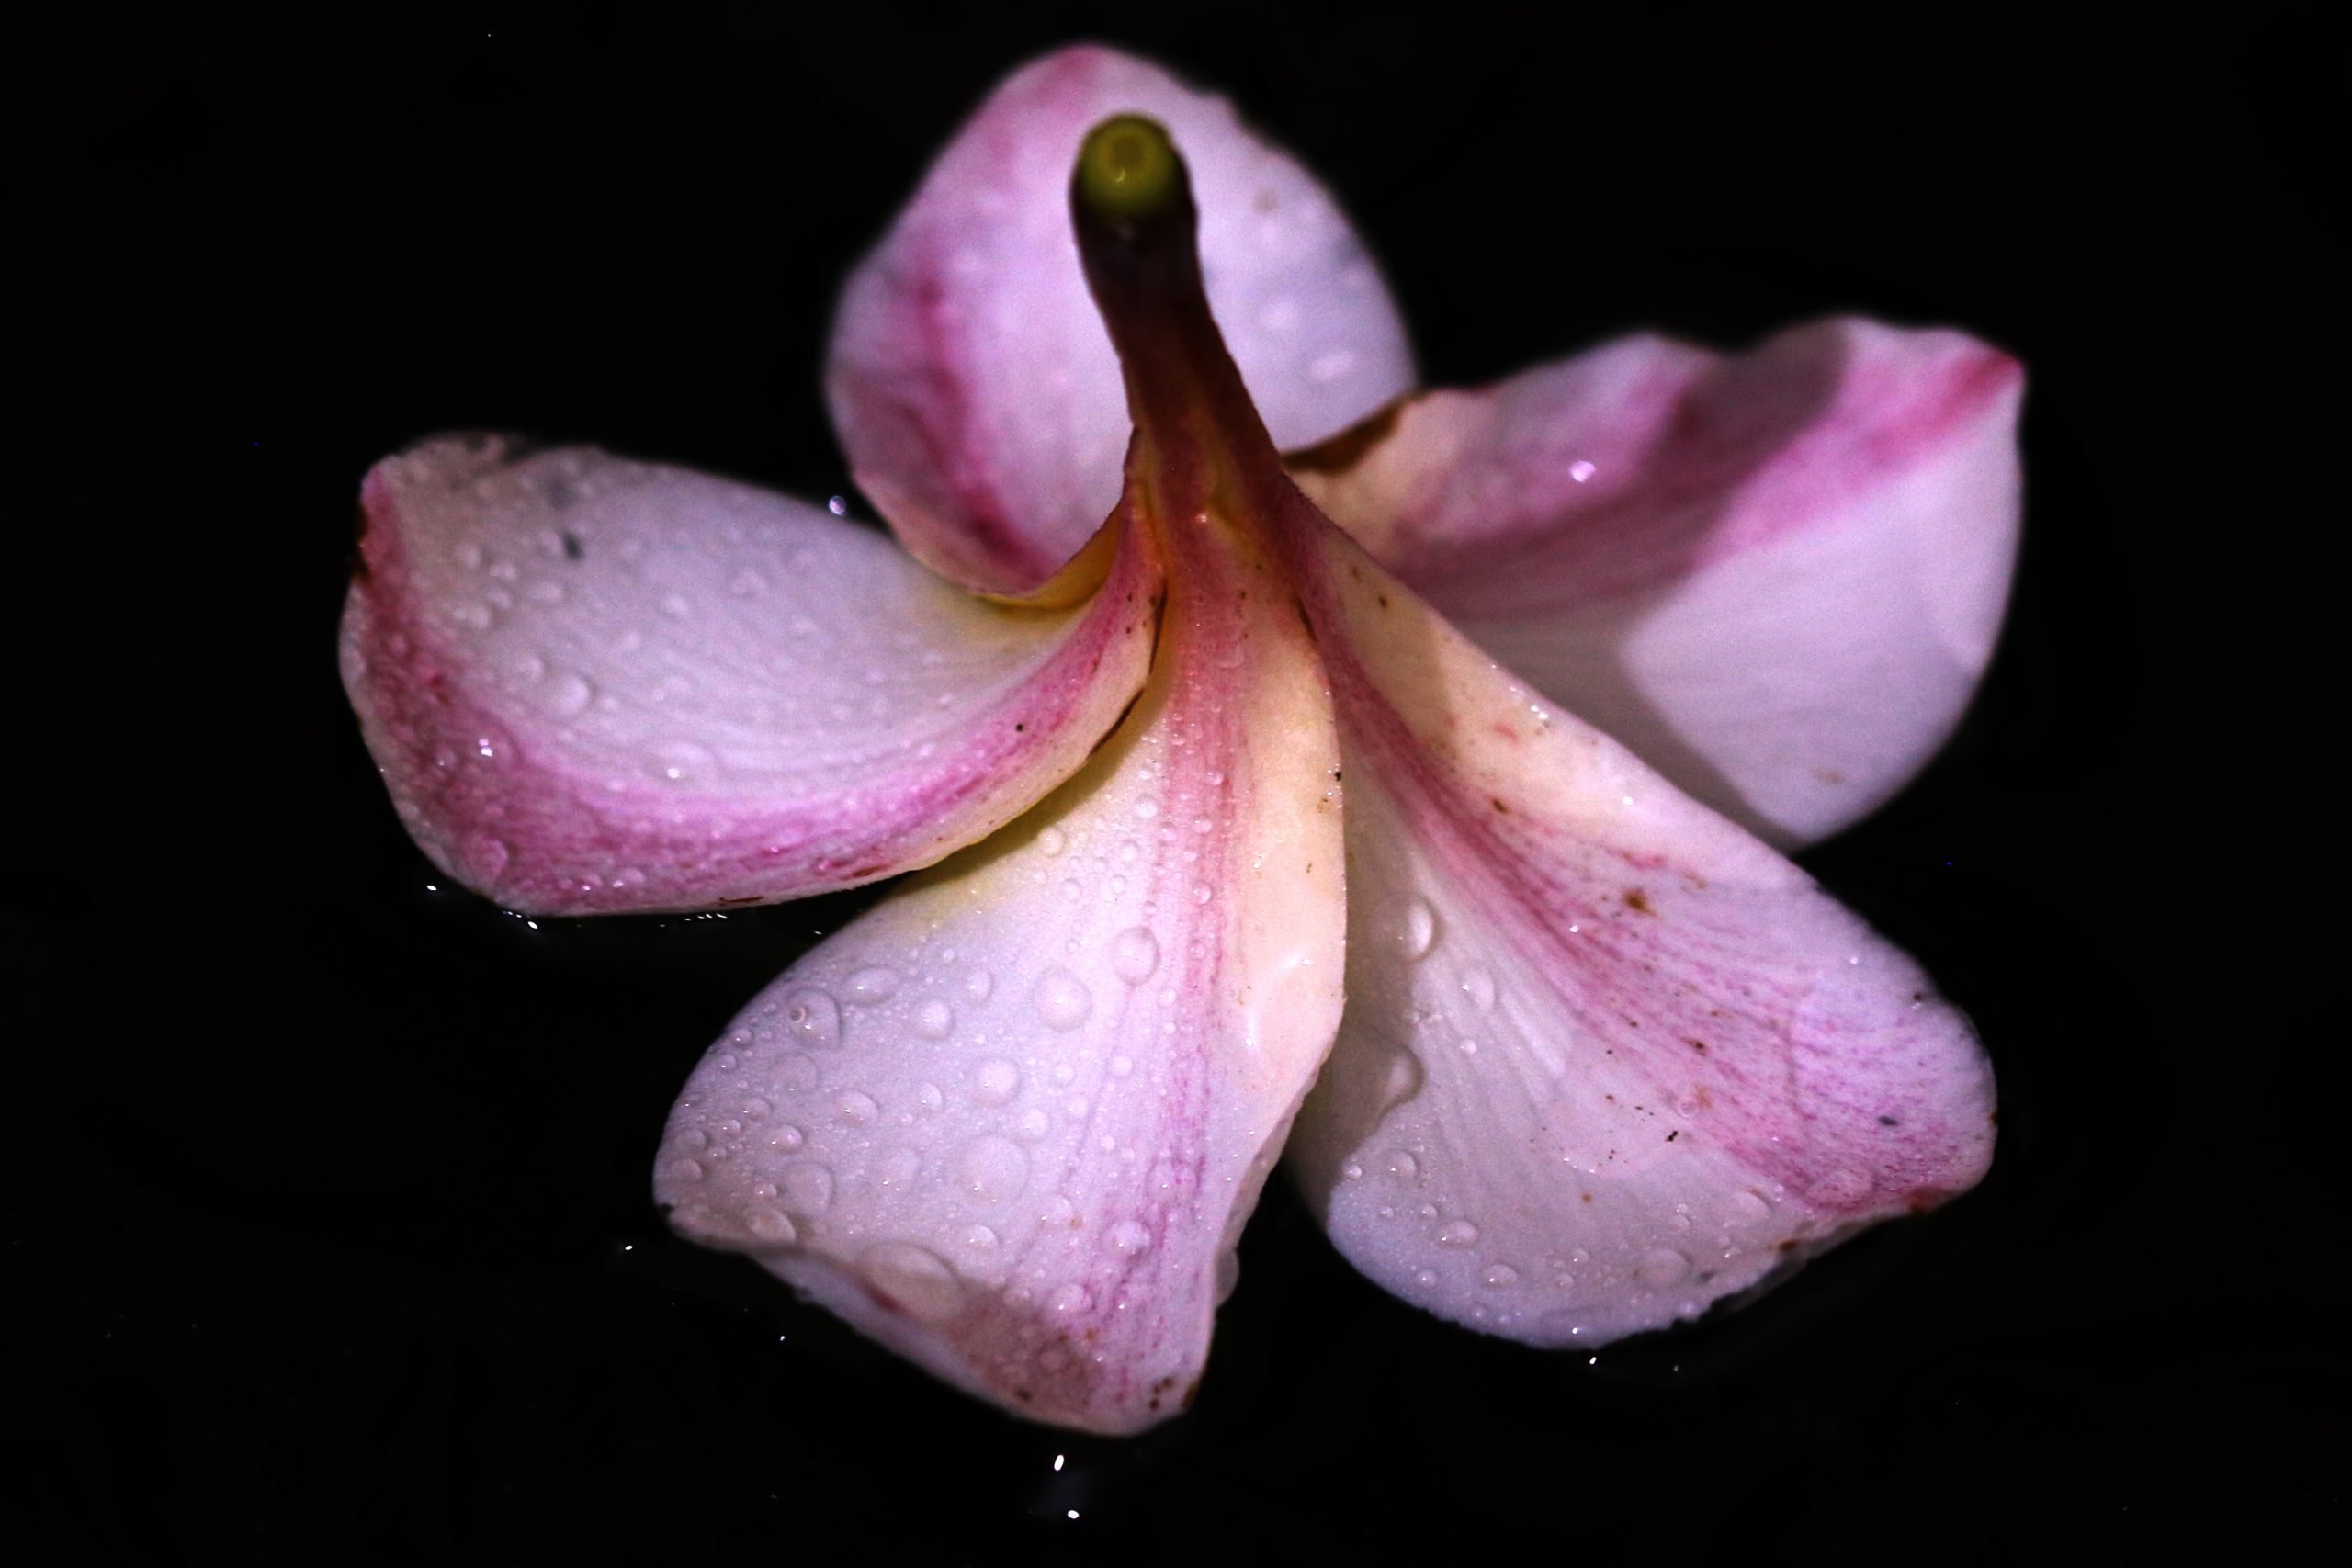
341;435;1158;914
1282;519;1996;1347
1293;319;2023;845
655;488;1343;1432
829;44;1414;592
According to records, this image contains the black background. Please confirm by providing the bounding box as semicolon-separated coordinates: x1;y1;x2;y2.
8;2;2340;1561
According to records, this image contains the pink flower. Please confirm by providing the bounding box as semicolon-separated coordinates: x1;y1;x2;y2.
341;47;2019;1434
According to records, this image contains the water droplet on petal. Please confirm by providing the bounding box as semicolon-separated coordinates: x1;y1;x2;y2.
1034;968;1092;1031
832;1090;878;1125
1385;1149;1420;1184
668;1157;704;1182
1806;1167;1875;1206
972;1058;1022;1107
1462;968;1497;1010
1111;927;1159;984
861;1242;964;1323
745;1207;797;1245
963;968;993;1003
845;966;900;1003
912;1000;955;1040
1378;1051;1425;1113
779;1162;833;1213
784;988;841;1048
959;1135;1030;1203
1039;826;1068;857
543;671;594;716
1402;898;1438;959
1637;1248;1691;1288
1109;1220;1152;1258
1483;1263;1521;1288
1436;1220;1480;1247
1050;1282;1092;1314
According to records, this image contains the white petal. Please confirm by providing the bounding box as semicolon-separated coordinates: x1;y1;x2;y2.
656;496;1343;1432
1283;521;1996;1348
341;435;1157;913
1294;319;2023;846
828;45;1415;592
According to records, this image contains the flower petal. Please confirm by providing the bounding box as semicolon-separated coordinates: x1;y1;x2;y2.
654;491;1344;1433
827;44;1415;592
340;434;1159;914
1281;519;1996;1348
1292;319;2024;847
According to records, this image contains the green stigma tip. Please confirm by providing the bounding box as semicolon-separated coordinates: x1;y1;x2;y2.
1076;115;1181;221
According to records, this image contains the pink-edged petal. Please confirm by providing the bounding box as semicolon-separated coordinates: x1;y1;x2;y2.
654;490;1344;1434
827;44;1415;593
1280;519;1996;1348
1291;319;2024;847
340;434;1159;915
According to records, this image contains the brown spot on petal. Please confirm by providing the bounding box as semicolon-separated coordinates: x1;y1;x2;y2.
1623;888;1654;915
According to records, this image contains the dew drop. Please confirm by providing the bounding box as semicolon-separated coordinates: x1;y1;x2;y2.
1636;1248;1691;1288
960;1135;1030;1202
861;1242;964;1323
1342;1162;1364;1180
1462;968;1497;1010
676;1128;709;1153
1108;1054;1134;1078
1034;968;1092;1031
1385;1149;1420;1184
1039;826;1068;857
962;1224;999;1251
832;1091;878;1126
650;739;714;783
912;1000;956;1040
667;1157;704;1182
1013;1108;1051;1141
769;1123;805;1153
1436;1220;1480;1248
1401;898;1438;959
779;1162;834;1213
1377;1051;1425;1113
785;988;842;1048
745;1207;797;1245
963;968;994;1003
1415;1267;1440;1287
1483;1263;1521;1289
1050;1282;1092;1314
845;966;901;1003
972;1058;1022;1107
916;1082;945;1112
1111;927;1160;984
1806;1167;1875;1206
543;671;594;716
1109;1220;1152;1258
